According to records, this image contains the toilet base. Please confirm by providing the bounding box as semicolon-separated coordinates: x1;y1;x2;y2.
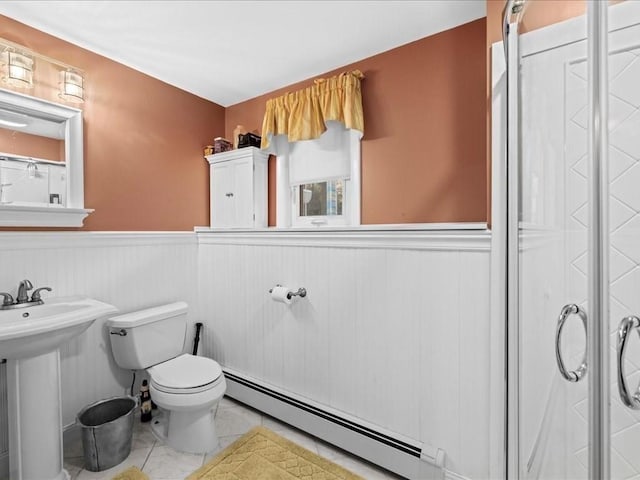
150;407;220;454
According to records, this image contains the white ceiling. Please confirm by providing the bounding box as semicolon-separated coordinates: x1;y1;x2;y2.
0;1;486;107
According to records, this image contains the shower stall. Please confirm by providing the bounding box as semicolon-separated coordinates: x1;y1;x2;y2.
497;0;640;478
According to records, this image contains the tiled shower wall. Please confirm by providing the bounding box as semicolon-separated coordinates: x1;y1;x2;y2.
0;232;198;466
565;44;640;478
516;6;640;478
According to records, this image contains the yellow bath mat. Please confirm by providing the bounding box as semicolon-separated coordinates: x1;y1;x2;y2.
111;466;149;480
187;426;363;479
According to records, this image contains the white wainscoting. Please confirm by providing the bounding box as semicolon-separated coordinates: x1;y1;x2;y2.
0;232;198;466
0;229;493;480
197;230;492;480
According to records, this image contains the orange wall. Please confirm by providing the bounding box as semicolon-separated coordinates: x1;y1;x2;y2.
2;4;609;231
226;18;488;225
1;15;488;230
0;15;225;231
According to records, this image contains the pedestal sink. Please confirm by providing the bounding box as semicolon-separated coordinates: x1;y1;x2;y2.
0;296;118;480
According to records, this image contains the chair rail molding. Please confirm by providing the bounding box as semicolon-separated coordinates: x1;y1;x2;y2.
0;231;197;250
196;225;490;252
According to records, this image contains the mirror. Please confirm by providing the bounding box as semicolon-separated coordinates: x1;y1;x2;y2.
0;119;66;206
0;87;90;226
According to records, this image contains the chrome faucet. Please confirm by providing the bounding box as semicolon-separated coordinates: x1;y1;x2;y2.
0;280;52;310
16;279;33;303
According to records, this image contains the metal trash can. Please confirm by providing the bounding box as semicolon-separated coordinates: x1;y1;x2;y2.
77;396;137;472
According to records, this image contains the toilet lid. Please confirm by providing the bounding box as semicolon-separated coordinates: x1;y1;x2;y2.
148;354;222;390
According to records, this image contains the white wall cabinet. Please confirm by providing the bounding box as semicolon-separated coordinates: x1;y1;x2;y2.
205;147;268;228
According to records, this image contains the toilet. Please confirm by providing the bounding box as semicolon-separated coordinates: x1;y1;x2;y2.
107;301;226;454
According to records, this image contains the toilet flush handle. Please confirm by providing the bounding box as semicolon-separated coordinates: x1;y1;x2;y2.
109;328;127;336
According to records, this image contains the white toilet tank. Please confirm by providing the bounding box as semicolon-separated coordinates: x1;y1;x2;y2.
107;301;188;370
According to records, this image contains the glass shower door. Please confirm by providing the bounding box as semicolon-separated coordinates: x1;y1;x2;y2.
510;2;591;477
508;1;640;479
608;2;640;479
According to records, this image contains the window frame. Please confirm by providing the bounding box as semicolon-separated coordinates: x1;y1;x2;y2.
291;178;349;227
274;126;361;228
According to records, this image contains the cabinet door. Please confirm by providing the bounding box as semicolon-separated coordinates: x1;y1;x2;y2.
232;158;254;227
210;162;234;227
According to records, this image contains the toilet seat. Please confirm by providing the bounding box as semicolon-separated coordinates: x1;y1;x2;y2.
149;354;223;394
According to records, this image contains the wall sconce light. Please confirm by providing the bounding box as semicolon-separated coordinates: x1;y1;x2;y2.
59;70;84;103
1;50;34;88
0;37;86;104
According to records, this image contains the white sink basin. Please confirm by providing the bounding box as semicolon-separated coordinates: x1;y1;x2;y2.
3;295;117;480
0;296;118;359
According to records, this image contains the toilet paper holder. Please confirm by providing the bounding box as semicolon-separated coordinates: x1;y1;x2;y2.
269;285;307;299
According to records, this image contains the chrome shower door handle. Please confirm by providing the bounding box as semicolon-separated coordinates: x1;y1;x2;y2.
555;304;588;382
617;316;640;410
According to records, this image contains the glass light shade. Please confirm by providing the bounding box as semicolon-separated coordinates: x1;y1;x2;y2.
1;50;34;88
59;70;84;103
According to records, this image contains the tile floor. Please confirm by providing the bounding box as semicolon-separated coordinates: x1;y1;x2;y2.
63;395;406;480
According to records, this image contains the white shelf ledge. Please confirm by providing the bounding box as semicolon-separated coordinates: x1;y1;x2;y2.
0;205;93;227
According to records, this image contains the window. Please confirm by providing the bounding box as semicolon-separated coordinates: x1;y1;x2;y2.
273;121;360;227
294;179;344;225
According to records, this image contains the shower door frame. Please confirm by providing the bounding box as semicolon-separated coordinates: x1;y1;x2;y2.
500;1;610;479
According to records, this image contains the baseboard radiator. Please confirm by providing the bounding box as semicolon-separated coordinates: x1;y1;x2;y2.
223;369;446;480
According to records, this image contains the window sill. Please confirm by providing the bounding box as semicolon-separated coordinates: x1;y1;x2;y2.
0;205;94;227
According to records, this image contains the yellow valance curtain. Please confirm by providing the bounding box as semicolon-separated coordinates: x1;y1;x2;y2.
260;69;364;149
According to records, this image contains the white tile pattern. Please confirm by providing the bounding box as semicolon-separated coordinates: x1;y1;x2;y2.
518;23;640;478
537;43;640;479
608;46;640;480
63;397;404;479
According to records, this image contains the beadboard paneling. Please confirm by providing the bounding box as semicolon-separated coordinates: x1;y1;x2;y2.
0;232;198;461
197;232;491;479
0;229;491;480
